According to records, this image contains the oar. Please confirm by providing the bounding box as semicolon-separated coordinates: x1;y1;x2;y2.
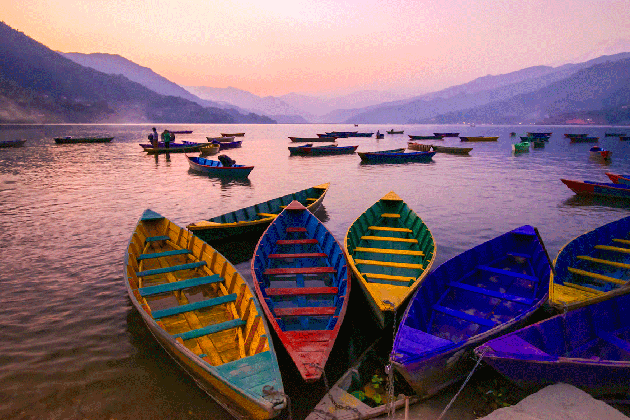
534;227;556;278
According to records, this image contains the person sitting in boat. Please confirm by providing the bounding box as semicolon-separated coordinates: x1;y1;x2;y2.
377;130;381;136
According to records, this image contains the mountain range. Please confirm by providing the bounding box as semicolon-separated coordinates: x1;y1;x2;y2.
1;19;629;125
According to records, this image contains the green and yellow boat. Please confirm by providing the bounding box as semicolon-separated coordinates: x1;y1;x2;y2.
344;191;436;328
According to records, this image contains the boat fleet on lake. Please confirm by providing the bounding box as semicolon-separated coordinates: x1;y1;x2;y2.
124;164;630;420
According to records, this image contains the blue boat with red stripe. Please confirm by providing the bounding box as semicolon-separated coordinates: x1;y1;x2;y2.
251;200;350;382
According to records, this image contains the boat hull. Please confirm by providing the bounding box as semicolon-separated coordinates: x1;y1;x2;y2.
288;145;358;156
459;136;498;142
358;151;436;163
561;179;630;199
431;145;472;154
0;139;26;148
187;156;254;178
390;225;550;398
140;142;202;154
289;137;337;142
55;136;113;144
433;133;459;137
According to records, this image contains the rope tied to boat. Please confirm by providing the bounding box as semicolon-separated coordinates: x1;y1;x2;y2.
262;385;292;420
308;363;363;420
436;347;489;420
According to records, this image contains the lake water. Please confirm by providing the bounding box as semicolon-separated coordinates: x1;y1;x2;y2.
1;123;629;420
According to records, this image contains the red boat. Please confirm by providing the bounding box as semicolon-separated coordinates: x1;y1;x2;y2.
605;172;630;184
589;146;612;161
561;179;630;199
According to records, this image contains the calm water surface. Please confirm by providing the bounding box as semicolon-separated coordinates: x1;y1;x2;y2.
1;123;629;419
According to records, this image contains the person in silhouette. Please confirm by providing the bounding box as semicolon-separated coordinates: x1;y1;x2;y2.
161;129;172;149
150;127;158;148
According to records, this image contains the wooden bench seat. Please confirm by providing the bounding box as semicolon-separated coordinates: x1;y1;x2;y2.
363;272;415;286
264;266;335;276
145;235;170;242
268;252;327;259
577;255;630;270
368;226;412;233
137;261;206;277
477;265;538;283
286;227;307;233
173;318;246;341
276;239;318;245
595;245;630;254
432;304;496;328
597;330;630;353
274;306;337;317
152;293;237;319
265;287;338;296
355;247;424;256
137;249;191;261
381;213;400;218
139;274;223;297
360;235;418;243
612;238;630;245
567;267;626;285
448;281;534;305
354;259;423;269
257;213;277;218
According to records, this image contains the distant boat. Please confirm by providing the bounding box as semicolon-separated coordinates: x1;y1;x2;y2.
605;172;630;184
386;129;404;134
433;132;459;137
170;130;193;134
564;133;587;138
430;144;473;155
325;131;358;138
207;136;235;142
54;136;113;144
139;141;203;154
289;136;336;143
570;136;599;143
358;150;436;163
605;132;626;137
407;142;432;152
512;141;530;153
589;146;612;161
220;132;245;137
187;155;254;178
526;132;551;138
375;132;384;139
460;136;498;142
0;139;26;148
620;136;630;141
199;143;220;156
561;179;630;199
408;135;443;140
288;144;358;156
530;139;546;149
211;140;243;150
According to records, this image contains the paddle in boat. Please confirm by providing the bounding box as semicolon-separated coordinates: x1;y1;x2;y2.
549;215;630;311
358;150;436;163
343;191;436;328
187;183;330;245
288;144;358;156
124;209;286;420
560;179;630;200
251;201;350;382
55;136;114;144
0;139;26;148
476;291;630;397
140;141;203;154
390;225;550;398
589;146;612;161
221;133;245;137
187;155;254;178
459;136;499;142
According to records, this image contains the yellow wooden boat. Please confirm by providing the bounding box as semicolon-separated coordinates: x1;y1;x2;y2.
550;215;630;311
125;209;286;420
343;192;436;328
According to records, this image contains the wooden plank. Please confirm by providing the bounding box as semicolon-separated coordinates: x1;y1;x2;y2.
137;261;206;277
265;287;338;296
595;245;630;254
286;227;307;232
360;236;418;243
145;235;170;242
152;293;238;319
355;247;424;256
597;330;630;353
264;266;335;275
381;213;400;218
448;281;534;304
476;265;539;283
139;274;223;297
363;272;414;286
562;282;605;295
173;318;246;341
274;307;337;317
432;304;496;327
567;267;627;285
137;249;191;260
268;252;327;259
355;259;423;269
368;226;412;233
276;239;318;245
612;238;630;245
306;198;317;202
577;255;630;270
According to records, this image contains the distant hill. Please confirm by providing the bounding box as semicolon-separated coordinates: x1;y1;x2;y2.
0;22;274;124
426;57;630;125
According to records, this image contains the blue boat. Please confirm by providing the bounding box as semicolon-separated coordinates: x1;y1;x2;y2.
358;150;436;163
476;291;630;397
251;201;350;382
561;179;630;200
187;155;254;178
212;139;243;150
390;225;550;398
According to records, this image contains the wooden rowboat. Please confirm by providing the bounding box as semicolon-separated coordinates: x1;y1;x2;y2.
211;140;243;150
569;136;599;143
386;130;404;134
433;132;459;137
430;145;472;154
187;156;254;178
560;179;630;200
344;191;436;328
0;139;26;148
476;291;630;396
170;130;193;134
251;201;350;382
187;183;330;245
124;209;286;420
305;338;417;420
358;150;436;163
526;132;552;138
512;141;530;153
140;141;203;154
407;142;432;152
289;137;337;143
459;136;499;142
54;136;113;144
408;135;443;140
549;215;630;311
390;225;550;398
288;144;358;156
221;133;245;137
605;172;630;184
589;146;612;161
207;136;236;142
199;143;220;156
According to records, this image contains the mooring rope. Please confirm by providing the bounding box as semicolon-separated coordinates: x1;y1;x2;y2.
436;347;488;420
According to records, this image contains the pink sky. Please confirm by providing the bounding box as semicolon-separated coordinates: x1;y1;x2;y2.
3;0;629;97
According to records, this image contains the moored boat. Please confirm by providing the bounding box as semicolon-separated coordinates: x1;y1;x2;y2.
358;150;436;163
549;215;630;311
140;141;203;154
560;179;630;200
476;291;630;396
512;141;530;153
620;136;630;141
605;172;630;184
55;136;114;144
343;191;436;328
526;132;552;138
605;132;626;137
0;139;26;148
570;136;598;143
289;136;337;143
212;140;243;150
187;183;330;245
251;201;350;382
430;145;473;154
221;133;245;137
589;146;612;161
288;144;358;156
199;143;220;156
459;136;499;142
408;135;443;140
390;225;550;398
170;130;193;134
386;130;404;134
187;155;254;178
207;136;236;142
564;133;587;138
407;142;432;152
433;132;459;137
325;131;358;138
530;139;546;149
124;209;286;420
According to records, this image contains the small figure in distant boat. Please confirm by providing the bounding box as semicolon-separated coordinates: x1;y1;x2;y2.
161;129;172;149
150;127;159;147
377;130;381;137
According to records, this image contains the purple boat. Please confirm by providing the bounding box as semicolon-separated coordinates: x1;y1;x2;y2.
139;141;203;154
390;225;550;398
211;140;243;150
476;291;630;396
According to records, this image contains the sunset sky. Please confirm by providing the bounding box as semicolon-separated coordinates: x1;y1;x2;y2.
3;0;630;97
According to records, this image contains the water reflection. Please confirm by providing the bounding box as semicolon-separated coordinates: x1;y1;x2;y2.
561;194;630;209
